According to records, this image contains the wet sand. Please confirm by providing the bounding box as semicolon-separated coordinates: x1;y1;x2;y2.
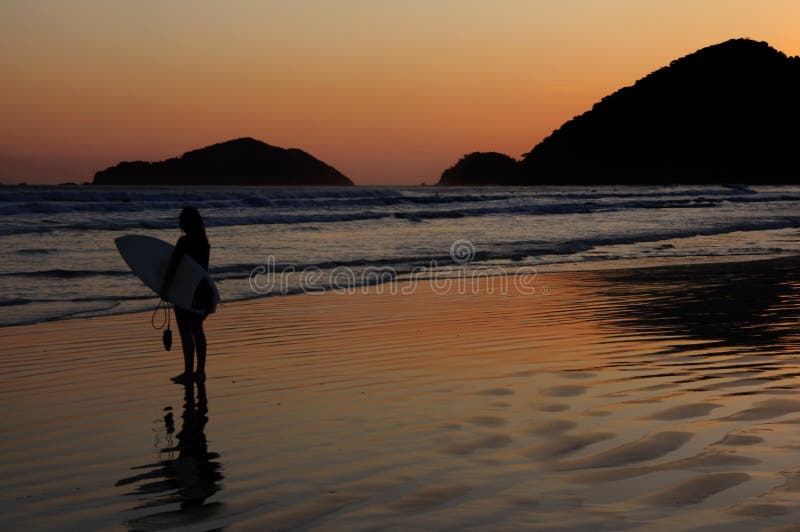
3;258;800;530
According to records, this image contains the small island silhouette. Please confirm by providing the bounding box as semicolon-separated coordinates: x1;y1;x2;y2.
438;152;519;186
93;137;353;186
439;38;800;185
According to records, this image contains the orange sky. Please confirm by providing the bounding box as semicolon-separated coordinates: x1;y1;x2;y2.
2;1;800;185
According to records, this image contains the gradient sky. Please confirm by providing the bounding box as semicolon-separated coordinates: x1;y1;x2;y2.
2;1;800;185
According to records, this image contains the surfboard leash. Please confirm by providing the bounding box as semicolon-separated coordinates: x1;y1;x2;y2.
151;299;173;351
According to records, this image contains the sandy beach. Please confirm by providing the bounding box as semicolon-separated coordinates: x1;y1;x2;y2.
4;258;800;530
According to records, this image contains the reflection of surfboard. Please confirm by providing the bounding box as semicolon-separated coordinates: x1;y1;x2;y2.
115;235;219;314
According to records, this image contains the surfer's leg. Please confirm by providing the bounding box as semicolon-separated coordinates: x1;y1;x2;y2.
192;317;206;380
175;311;195;379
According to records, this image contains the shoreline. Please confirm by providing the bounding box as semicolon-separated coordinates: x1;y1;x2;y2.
3;252;797;331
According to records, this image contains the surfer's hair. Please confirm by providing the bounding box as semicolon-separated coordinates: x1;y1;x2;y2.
179;207;207;239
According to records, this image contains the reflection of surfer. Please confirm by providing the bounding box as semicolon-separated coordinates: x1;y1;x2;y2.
161;208;213;384
173;379;221;508
115;380;223;525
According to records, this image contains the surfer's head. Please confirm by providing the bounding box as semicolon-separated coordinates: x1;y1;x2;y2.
179;207;207;239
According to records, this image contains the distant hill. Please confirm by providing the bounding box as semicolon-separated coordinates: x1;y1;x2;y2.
521;39;800;184
438;152;520;185
440;39;800;185
93;138;353;186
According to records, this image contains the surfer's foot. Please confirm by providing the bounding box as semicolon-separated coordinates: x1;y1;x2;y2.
170;372;194;384
194;371;206;382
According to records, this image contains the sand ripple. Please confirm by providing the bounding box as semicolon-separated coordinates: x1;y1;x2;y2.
554;431;692;470
641;472;751;506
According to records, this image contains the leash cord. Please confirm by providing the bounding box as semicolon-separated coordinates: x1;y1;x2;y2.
151;299;171;330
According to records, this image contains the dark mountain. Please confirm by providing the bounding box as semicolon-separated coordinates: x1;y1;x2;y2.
520;39;800;184
438;152;520;185
93;138;353;186
439;39;800;185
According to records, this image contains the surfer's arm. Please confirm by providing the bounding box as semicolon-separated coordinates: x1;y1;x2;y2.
160;238;186;298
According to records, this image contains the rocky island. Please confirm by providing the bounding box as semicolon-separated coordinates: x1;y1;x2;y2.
439;39;800;185
93;137;353;186
438;152;520;186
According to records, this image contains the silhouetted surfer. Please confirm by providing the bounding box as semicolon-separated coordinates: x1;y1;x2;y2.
161;207;213;384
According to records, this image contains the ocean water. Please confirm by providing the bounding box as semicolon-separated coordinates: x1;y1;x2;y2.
2;184;800;327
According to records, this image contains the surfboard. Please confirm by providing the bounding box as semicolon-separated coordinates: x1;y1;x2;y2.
115;235;219;314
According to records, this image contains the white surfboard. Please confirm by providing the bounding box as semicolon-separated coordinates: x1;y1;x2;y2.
115;235;219;314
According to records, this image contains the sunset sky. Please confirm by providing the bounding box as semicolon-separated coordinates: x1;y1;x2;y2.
2;1;800;185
